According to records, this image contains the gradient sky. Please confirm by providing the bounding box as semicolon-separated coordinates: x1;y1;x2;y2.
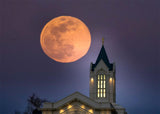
0;0;160;114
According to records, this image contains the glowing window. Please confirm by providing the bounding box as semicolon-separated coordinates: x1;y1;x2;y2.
67;105;72;109
81;105;85;109
101;89;102;97
60;109;64;113
98;89;100;97
97;74;106;98
101;81;103;88
104;89;105;97
88;109;93;113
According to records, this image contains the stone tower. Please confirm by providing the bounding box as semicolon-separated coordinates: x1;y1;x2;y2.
89;39;116;103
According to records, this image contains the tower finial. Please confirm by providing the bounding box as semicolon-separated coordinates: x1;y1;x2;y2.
102;37;104;45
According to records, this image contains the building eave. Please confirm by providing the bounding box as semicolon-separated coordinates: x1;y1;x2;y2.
41;92;117;110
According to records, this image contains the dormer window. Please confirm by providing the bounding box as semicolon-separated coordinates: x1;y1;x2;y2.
97;74;106;98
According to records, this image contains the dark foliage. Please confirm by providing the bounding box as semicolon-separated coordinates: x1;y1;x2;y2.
32;109;42;114
28;93;47;109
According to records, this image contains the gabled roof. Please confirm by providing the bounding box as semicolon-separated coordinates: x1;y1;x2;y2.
41;92;113;110
91;45;113;71
41;92;126;112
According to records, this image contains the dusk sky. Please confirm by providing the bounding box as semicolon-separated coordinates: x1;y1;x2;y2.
1;0;160;114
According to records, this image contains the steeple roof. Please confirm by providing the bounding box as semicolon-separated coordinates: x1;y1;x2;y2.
91;45;113;71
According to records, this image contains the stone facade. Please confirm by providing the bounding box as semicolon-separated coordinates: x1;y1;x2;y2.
41;92;126;114
89;60;116;103
41;42;127;114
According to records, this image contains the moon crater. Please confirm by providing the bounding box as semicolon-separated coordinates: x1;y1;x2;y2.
40;16;91;63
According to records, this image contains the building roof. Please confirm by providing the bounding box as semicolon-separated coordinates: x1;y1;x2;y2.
41;92;125;112
91;45;113;71
41;92;114;110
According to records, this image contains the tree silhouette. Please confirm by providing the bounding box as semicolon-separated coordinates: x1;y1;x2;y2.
28;93;47;109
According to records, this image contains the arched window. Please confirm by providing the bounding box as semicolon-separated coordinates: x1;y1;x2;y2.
97;74;106;98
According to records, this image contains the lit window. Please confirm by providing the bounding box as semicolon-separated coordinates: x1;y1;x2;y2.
97;74;106;98
88;109;93;113
60;109;64;113
67;105;72;109
98;89;100;97
81;105;85;109
101;81;103;88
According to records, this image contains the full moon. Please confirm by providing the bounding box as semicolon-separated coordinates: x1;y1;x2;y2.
40;16;91;63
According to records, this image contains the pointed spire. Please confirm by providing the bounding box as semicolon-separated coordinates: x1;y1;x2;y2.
91;38;113;71
102;37;104;45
